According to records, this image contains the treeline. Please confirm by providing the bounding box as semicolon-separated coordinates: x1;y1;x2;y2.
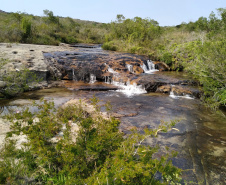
0;10;108;45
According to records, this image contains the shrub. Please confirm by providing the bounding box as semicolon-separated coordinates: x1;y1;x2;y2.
0;98;181;184
102;41;117;51
161;52;173;66
0;59;41;98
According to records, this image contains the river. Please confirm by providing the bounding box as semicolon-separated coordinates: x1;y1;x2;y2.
0;79;225;184
0;44;226;184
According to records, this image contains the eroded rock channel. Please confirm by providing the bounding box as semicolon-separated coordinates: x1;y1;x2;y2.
44;44;200;98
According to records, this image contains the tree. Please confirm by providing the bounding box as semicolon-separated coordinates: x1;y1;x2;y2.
43;9;60;25
21;17;32;42
116;14;125;23
12;12;23;26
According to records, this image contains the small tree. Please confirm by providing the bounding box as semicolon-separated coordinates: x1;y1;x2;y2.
43;9;60;26
21;17;32;42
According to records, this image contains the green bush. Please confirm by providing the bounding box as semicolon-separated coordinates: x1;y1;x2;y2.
102;41;117;51
161;52;173;66
0;58;41;98
0;98;181;184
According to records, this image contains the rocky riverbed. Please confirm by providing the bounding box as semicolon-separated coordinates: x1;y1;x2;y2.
1;43;225;184
0;43;200;97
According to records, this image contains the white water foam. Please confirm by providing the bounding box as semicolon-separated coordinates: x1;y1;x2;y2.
89;74;96;84
113;81;147;97
106;64;118;74
169;91;194;99
72;68;76;81
106;66;146;96
141;60;158;74
126;64;134;73
104;76;111;84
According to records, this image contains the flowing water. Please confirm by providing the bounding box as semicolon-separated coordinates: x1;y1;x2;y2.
0;76;225;184
141;60;159;73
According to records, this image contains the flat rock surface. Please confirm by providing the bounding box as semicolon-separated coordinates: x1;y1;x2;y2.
0;43;76;72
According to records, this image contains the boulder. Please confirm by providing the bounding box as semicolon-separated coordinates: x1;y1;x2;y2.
156;85;171;93
154;61;170;71
171;86;192;96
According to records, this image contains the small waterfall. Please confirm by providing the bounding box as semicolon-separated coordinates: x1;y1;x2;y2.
72;69;76;81
105;63;118;74
147;60;156;70
106;64;146;96
141;63;148;72
126;64;134;73
89;74;96;84
113;81;147;97
104;76;111;84
141;60;158;73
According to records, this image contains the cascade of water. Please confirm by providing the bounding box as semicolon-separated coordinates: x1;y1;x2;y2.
113;81;147;97
147;60;155;70
141;60;158;73
106;65;146;96
104;76;111;84
141;63;148;72
126;64;134;73
105;63;118;74
89;74;96;84
72;68;76;81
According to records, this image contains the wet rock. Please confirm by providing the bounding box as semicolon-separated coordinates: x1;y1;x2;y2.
156;85;171;93
44;47;148;83
171;86;192;96
172;86;201;98
69;43;101;48
154;61;170;71
133;65;144;74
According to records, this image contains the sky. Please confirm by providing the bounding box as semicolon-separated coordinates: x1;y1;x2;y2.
0;0;225;26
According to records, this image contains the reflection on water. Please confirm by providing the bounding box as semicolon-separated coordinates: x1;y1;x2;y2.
0;86;225;184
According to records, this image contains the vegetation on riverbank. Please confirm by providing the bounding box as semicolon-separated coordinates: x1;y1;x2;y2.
103;9;226;110
0;58;40;98
0;10;107;45
0;8;225;108
0;98;181;184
